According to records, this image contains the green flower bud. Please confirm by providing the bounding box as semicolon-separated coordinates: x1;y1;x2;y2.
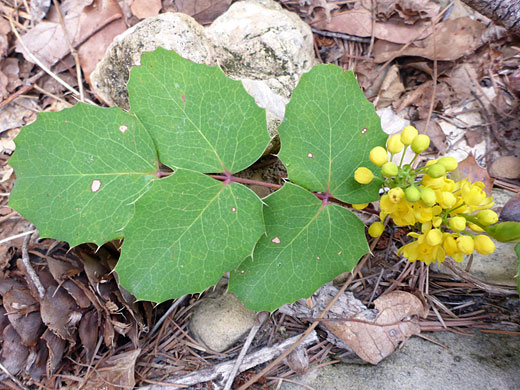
411;134;430;154
387;134;404;154
420;187;437;207
369;146;388;167
405;186;421;202
400;126;418;146
426;163;446;178
368;221;385;237
449;216;466;232
485;221;520;242
438;156;458;172
381;162;398;177
477;210;498;226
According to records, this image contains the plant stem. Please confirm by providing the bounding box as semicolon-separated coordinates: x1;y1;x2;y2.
209;174;282;190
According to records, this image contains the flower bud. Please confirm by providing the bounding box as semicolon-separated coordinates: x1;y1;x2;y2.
449;216;466;232
474;235;496;255
400;126;418;145
426;228;443;246
387;134;404;154
468;222;484;233
388;187;405;204
354;167;373;184
457;235;474;255
411;134;430;154
369;146;388;167
381;162;398;177
485;221;520;242
438;156;458;172
405;186;421;202
421;187;437;207
426;163;446;178
368;221;385;237
444;235;458;256
477;210;498;226
352;203;368;210
438;192;456;209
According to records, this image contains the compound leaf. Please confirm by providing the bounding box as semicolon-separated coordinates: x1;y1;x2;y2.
116;169;265;302
278;65;386;204
128;48;270;174
9;103;157;246
229;182;368;311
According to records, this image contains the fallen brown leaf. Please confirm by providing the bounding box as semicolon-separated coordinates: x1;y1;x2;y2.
0;18;10;60
131;0;161;19
324;291;428;364
1;325;29;374
314;8;433;44
452;152;494;196
174;0;232;25
40;286;81;342
83;348;140;390
375;64;404;108
16;0;123;68
488;156;520;180
373;17;487;63
42;329;66;377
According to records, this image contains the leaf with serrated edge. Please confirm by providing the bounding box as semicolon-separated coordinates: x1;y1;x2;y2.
128;47;270;174
116;169;265;302
230;183;368;311
278;65;386;204
9;103;157;246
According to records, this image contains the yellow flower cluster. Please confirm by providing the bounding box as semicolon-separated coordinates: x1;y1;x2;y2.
355;126;498;265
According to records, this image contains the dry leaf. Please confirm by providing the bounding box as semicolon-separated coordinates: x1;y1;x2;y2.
452;152;494;196
373;17;487;63
16;0;123;68
0;18;10;60
488;156;520;180
314;8;432;44
30;0;51;22
375;64;404;109
324;291;428;364
42;329;66;377
79;18;127;83
414;119;448;154
130;0;161;19
0;98;38;133
79;310;99;361
1;325;29;374
83;349;140;390
40;286;81;342
174;0;232;25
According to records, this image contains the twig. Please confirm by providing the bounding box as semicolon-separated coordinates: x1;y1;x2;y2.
365;0;376;60
149;295;188;336
7;14;95;105
311;27;371;43
424;19;438;133
0;360;30;390
0;229;36;245
0;70;45;110
223;311;269;390
20;225;45;300
52;0;84;102
137;330;319;389
443;258;517;296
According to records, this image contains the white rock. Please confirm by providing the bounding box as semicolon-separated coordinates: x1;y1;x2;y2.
90;13;213;110
189;292;257;352
206;0;314;120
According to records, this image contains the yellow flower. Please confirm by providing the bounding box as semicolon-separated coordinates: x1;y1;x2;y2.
438;191;456;209
468;222;484;233
368;221;385;237
401;126;418;145
387;134;404;154
449;216;466;232
427;163;446;178
381;162;398;177
438;156;458;172
380;194;415;226
421;187;437;207
354;167;374;184
388;187;405;204
443;233;464;262
457;179;494;212
477;210;498;226
413;201;434;224
398;230;445;265
405;186;421;202
422;174;445;190
352;203;369;210
457;235;474;255
411;134;430;154
369;146;388;166
426;228;443;246
474;235;495;255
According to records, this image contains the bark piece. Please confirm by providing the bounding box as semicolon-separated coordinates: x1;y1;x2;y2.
461;0;520;36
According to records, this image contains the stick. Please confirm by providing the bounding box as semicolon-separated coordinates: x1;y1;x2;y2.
149;295;188;336
223;311;269;390
19;225;45;300
0;229;36;245
137;331;319;390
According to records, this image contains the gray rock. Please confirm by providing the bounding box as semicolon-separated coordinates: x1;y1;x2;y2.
189;292;257;353
90;13;213;110
281;331;520;390
90;0;315;134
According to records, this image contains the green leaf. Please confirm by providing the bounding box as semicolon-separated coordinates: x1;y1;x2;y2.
9;103;157;246
229;183;368;311
128;48;270;173
115;169;265;302
515;242;520;294
278;65;386;204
